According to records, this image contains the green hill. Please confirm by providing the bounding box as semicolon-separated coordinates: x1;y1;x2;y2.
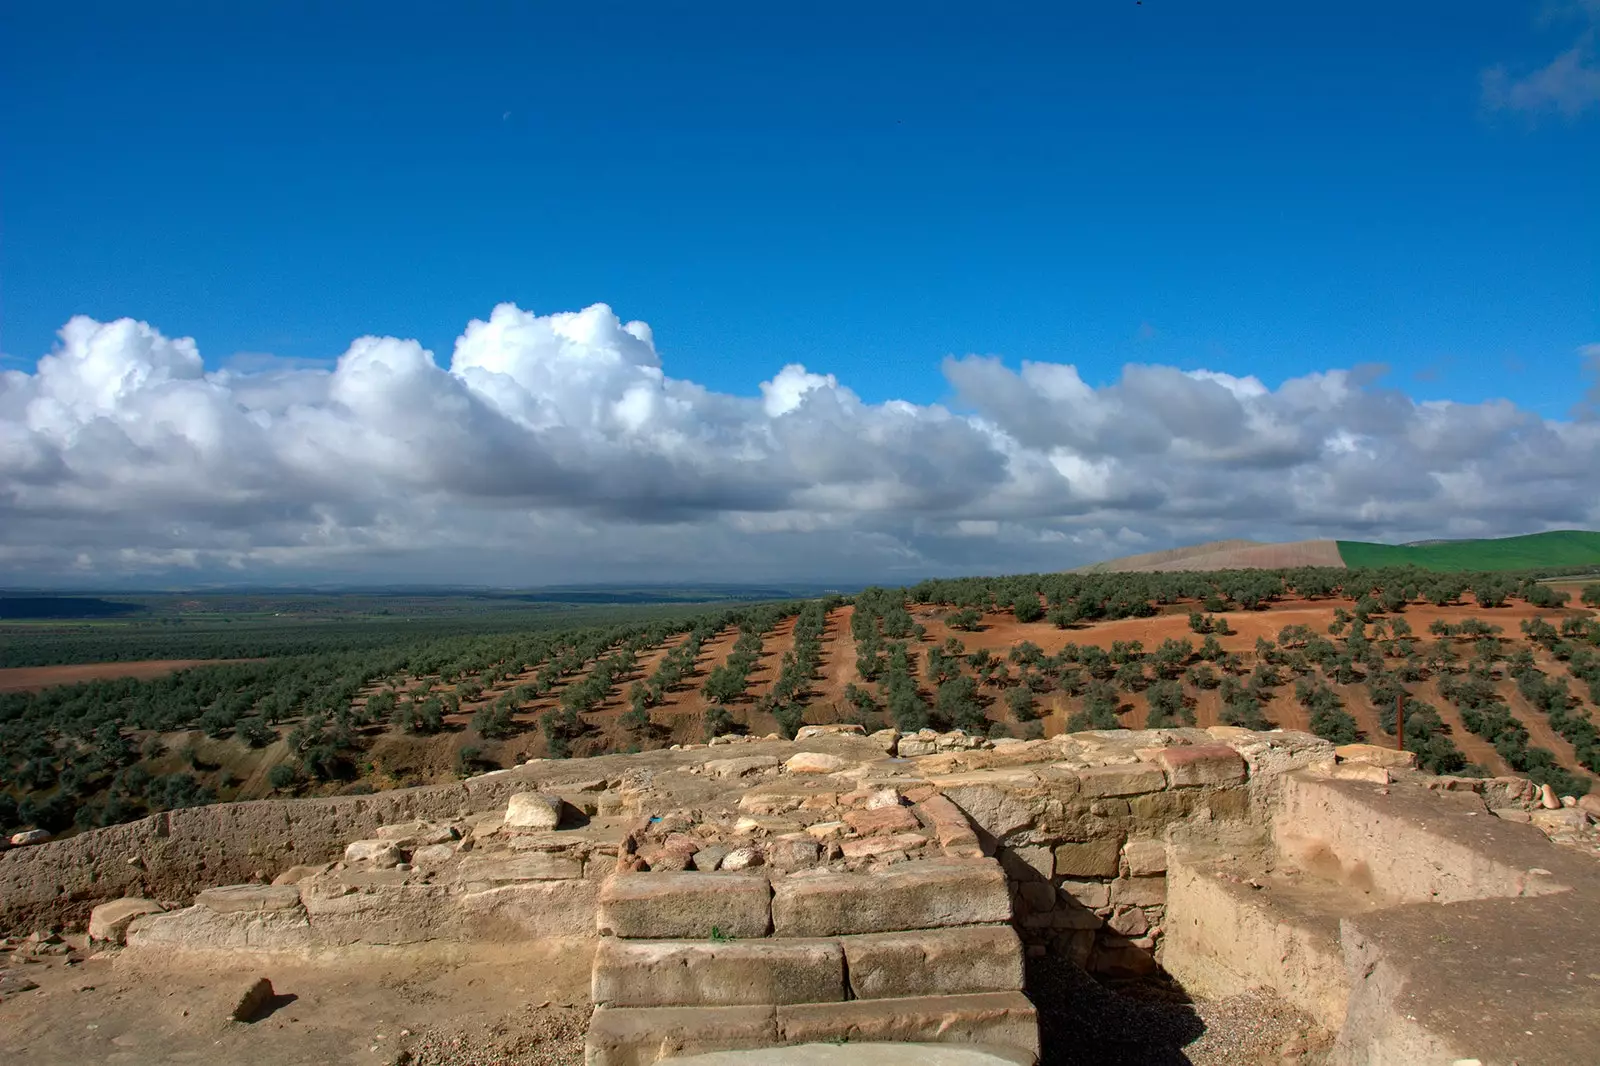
1336;530;1600;572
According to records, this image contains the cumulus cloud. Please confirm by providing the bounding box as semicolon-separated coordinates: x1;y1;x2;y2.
1483;1;1600;118
2;304;1599;585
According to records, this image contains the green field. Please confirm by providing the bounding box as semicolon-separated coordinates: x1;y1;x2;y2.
1336;530;1600;572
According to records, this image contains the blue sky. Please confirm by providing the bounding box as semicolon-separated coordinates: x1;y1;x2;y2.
1;2;1598;583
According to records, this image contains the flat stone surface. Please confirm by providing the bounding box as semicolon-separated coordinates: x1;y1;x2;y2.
1075;764;1167;797
785;753;849;775
844;806;921;836
194;884;303;914
841;925;1024;999
776;992;1038;1058
587;1004;778;1066
1121;839;1167;877
706;757;782;779
1152;745;1247;787
593;937;845;1007
599;872;773;939
771;858;1010;936
1053;839;1122;878
1334;743;1417;770
88;897;165;944
664;1043;1033;1065
457;852;583;883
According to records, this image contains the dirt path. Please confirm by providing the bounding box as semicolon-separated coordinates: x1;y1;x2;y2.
1410;677;1511;776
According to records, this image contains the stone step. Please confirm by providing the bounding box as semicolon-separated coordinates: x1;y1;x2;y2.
586;993;1038;1066
771;858;1010;937
661;1045;1035;1066
593;937;846;1008
599;872;773;939
840;925;1023;1000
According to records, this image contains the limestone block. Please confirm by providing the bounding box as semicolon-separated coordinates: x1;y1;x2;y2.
270;863;333;886
842;925;1025;999
344;839;403;866
1122;839;1167;877
456;852;583;884
765;837;822;871
845;805;921;836
796;724;865;740
1334;743;1417;770
897;734;939;758
1578;793;1600;820
195;884;304;914
1152;745;1247;787
1075;764;1168;798
505;792;563;829
299;883;454;946
870;728;901;754
598;872;772;939
586;1004;778;1066
1111;876;1167;907
88;898;165;945
592;937;845;1007
1053;839;1122;878
9;829;50;846
839;832;929;859
1018;882;1056;912
1329;763;1391;784
771;858;1010;936
229;976;276;1022
375;820;458;845
999;845;1053;880
1057;879;1111;909
458;880;599;937
776;992;1039;1058
785;752;849;775
705;756;782;779
914;794;982;851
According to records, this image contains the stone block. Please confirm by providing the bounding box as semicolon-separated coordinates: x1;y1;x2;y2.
229;976;276;1022
1329;763;1391;784
593;937;845;1007
1111;876;1167;907
1057;879;1110;909
841;925;1024;999
88;898;165;945
845;805;922;836
1130;790;1191;822
776;992;1039;1058
343;839;403;866
457;880;600;937
704;756;781;779
839;832;929;859
1152;745;1247;788
771;858;1010;936
1335;743;1417;770
1076;764;1168;797
457;852;583;884
505;791;562;829
785;752;849;774
586;1004;778;1066
1122;839;1167;877
796;724;865;739
195;884;304;914
598;872;772;939
1053;839;1122;878
1019;882;1057;912
1200;788;1249;820
914;794;982;851
999;845;1053;880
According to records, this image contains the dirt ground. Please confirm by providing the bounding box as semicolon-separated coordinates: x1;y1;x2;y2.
1;936;592;1066
0;659;258;693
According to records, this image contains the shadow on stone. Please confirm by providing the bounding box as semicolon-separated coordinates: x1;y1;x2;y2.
1026;955;1204;1066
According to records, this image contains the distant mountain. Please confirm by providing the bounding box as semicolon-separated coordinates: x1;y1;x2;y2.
1082;530;1600;574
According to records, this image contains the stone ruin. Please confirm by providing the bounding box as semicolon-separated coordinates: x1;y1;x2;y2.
5;723;1600;1064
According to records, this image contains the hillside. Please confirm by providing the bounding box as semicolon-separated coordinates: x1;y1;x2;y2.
1083;530;1600;574
1337;530;1600;572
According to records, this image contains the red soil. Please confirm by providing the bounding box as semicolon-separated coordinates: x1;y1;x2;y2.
0;659;261;693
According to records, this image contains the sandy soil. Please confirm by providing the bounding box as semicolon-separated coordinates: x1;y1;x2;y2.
0;659;261;693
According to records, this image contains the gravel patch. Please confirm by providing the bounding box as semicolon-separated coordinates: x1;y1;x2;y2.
394;1002;587;1066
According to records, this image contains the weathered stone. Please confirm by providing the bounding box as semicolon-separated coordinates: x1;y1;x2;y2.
457;879;599;937
1018;882;1057;912
8;829;50;846
785;752;849;775
771;858;1010;936
999;845;1053;881
1329;763;1391;784
705;756;782;779
586;1004;778;1066
593;937;845;1007
505;791;563;829
796;724;865;740
229;976;276;1022
897;736;939;758
88;898;165;945
457;852;583;883
1152;745;1247;787
870;729;901;755
692;844;732;871
1122;839;1167;877
410;843;458;865
775;992;1038;1057
1491;808;1533;824
1053;839;1122;878
864;788;903;810
1076;764;1168;798
765;837;821;871
1334;744;1417;770
915;794;983;855
839;833;930;859
1199;788;1249;820
375;820;458;845
720;847;763;871
1110;876;1167;907
598;872;772;939
1539;784;1562;810
805;821;849;841
1130;790;1191;821
1108;907;1148;936
845;806;921;836
1058;879;1111;910
842;925;1025;999
270;863;333;886
195;884;303;914
1578;794;1600;820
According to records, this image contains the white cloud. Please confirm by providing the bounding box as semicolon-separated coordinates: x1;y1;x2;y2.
2;304;1599;584
1483;3;1600;118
